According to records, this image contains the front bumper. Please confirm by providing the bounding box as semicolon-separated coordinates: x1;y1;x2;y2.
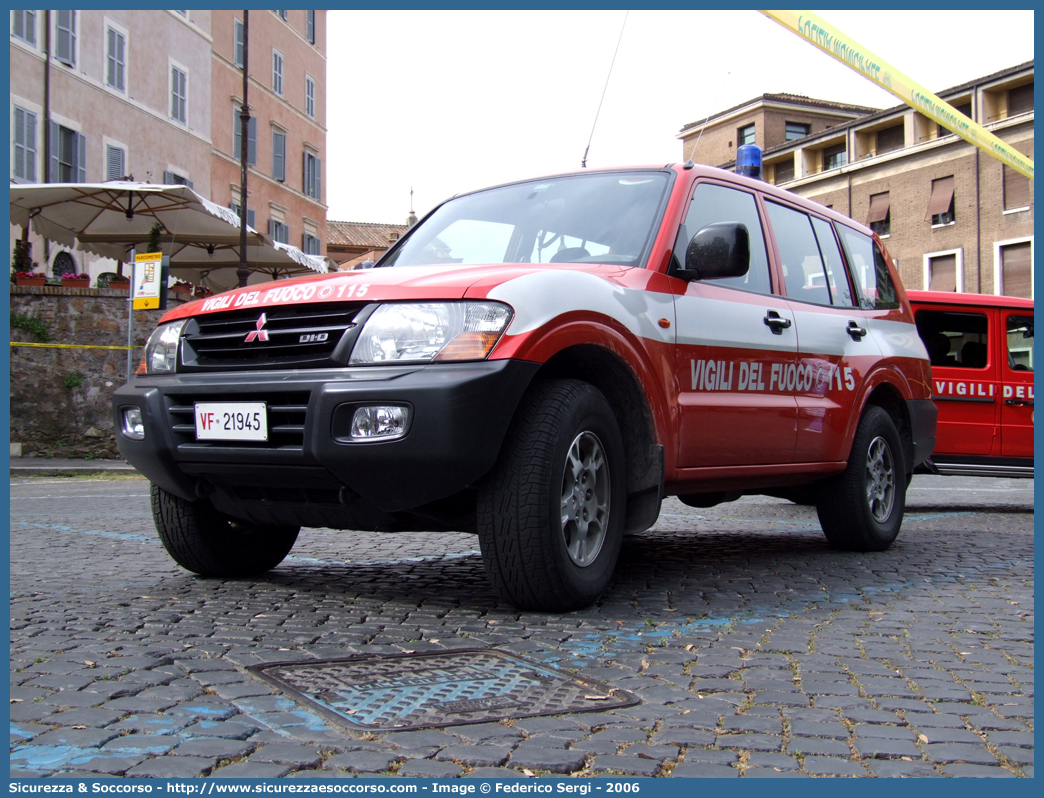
113;359;540;516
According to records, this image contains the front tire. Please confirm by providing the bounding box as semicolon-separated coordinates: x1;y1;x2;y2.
477;379;626;611
816;406;907;551
151;485;299;577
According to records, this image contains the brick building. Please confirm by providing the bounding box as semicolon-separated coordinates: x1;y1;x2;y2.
9;10;327;280
677;61;1034;299
326;220;409;270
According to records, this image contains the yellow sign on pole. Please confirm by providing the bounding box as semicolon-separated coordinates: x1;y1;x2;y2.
760;10;1034;180
133;252;163;310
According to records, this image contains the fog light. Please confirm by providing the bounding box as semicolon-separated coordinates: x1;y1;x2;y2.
350;405;409;441
121;407;145;440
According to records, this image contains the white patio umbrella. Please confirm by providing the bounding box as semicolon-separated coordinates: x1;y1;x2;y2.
9;182;328;292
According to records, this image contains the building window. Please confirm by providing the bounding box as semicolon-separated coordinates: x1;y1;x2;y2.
867;192;890;237
737;124;756;146
306;10;316;44
784;122;809;141
273;49;283;96
234;18;244;68
876;124;904;154
174;11;187;18
163;170;193;189
13;105;37;182
55;10;76;66
303;151;321;200
925;252;960;292
49;122;86;183
233;109;257;165
12;10;36;45
269;219;289;244
277;11;288;21
1007;314;1034;371
997;240;1032;299
926;176;955;226
773;158;794;184
823;143;847;171
106;27;126;92
1003;165;1031;212
230;200;255;230
106;144;125;181
305;76;316;118
170;66;187;124
272;130;286;181
1008;82;1033;116
303;233;321;256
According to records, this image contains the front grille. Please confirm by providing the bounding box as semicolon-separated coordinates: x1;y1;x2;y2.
180;303;366;371
166;390;310;450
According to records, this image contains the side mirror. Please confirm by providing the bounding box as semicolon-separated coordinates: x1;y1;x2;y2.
675;222;750;282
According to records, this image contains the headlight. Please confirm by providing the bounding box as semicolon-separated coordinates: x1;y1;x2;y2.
138;319;187;374
349;302;513;365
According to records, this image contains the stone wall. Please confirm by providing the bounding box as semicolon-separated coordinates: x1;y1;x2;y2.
9;285;189;459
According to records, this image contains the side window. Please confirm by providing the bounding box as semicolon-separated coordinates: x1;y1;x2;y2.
837;226;900;310
1006;314;1034;372
673;182;771;294
810;217;854;307
914;310;989;369
765;201;832;305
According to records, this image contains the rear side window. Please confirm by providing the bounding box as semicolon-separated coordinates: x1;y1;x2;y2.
1007;314;1034;372
837;227;900;310
674;182;771;295
765;201;834;306
810;217;854;307
915;310;989;369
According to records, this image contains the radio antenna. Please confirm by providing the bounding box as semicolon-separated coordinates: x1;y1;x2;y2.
684;70;730;167
582;10;629;168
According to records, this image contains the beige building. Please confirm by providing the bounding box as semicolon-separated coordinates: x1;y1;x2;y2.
10;10;213;278
211;10;327;259
10;9;327;279
678;62;1034;299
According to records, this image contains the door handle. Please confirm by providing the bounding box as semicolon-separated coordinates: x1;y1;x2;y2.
846;321;867;340
1005;398;1034;407
763;310;792;334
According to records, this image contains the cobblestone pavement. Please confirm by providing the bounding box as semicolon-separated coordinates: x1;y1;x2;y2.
10;475;1033;779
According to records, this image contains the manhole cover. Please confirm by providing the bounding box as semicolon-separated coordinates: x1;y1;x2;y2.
247;648;638;731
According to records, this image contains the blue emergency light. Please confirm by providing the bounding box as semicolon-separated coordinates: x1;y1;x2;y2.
736;144;763;180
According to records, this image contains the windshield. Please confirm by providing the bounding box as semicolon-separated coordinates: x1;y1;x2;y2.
382;171;670;269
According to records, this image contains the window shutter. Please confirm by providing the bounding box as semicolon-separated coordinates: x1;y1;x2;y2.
866;193;890;224
1001;243;1032;298
56;10;75;66
273;131;285;181
925;176;955;220
14;108;26;179
13;10;24;38
76;132;86;183
233;109;242;160
303;152;308;194
116;32;125;90
107;145;124;181
25;110;36;181
928;255;957;292
1003;166;1031;210
247;209;255;229
163;171;175;184
315;157;321;200
248;116;257;165
268;218;275;237
49;121;60;182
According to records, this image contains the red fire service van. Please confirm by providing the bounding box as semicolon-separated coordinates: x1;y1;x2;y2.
909;290;1033;478
114;161;936;611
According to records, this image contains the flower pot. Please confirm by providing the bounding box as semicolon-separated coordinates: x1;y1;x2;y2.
108;280;131;291
62;278;90;288
15;276;46;287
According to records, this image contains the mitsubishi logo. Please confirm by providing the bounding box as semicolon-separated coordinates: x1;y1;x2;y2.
244;313;270;343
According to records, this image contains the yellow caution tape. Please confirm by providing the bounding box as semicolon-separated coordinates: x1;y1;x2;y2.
10;342;134;350
761;10;1034;179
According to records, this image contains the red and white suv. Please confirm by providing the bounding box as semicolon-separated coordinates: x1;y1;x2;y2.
115;163;936;610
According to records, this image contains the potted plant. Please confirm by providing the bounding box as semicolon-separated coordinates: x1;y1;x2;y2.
170;280;193;296
107;274;131;289
61;272;91;288
14;271;46;287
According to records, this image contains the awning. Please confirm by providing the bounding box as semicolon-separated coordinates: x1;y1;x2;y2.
866;193;890;224
925;176;955;220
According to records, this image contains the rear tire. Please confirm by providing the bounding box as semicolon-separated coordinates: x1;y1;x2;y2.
477;379;626;611
816;406;907;552
151;484;299;577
